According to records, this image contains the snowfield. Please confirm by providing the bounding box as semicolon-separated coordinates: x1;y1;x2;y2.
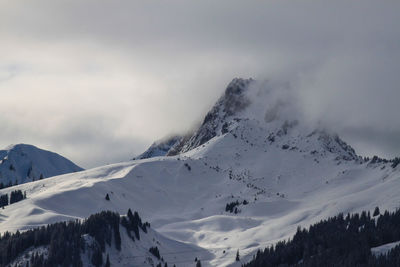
1;126;399;266
0;79;399;266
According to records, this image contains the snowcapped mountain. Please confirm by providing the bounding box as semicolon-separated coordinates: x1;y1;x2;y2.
0;144;83;187
134;135;182;160
0;79;399;266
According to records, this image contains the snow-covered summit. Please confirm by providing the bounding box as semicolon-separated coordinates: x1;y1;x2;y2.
0;144;83;186
168;78;360;164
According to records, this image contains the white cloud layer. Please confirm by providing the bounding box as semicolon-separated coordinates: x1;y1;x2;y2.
0;1;399;167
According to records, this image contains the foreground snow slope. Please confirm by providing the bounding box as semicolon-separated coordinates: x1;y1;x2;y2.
0;79;399;266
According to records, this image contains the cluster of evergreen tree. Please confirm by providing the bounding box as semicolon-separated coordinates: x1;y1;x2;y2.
0;209;150;267
149;246;161;260
184;163;192;171
226;200;248;214
120;208;150;241
370;156;389;164
243;207;400;267
226;200;240;213
9;190;25;204
363;156;400;168
0;181;14;190
391;157;400;169
0;190;26;208
0;194;8;208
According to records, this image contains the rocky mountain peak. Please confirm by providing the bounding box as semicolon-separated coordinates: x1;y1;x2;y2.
167;78;254;155
222;78;253;116
133;135;182;160
164;78;360;162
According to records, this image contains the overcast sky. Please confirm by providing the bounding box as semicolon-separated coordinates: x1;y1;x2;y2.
1;1;399;168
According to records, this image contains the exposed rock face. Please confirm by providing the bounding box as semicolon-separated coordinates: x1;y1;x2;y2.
168;78;253;155
133;135;182;160
317;131;359;161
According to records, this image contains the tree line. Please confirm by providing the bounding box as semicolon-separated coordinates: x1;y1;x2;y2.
244;207;400;267
0;190;26;208
0;209;151;267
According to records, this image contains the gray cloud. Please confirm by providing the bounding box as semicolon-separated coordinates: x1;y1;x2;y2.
340;126;400;160
0;1;399;167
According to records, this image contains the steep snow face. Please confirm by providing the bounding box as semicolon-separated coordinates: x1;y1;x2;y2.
134;135;182;160
0;144;83;186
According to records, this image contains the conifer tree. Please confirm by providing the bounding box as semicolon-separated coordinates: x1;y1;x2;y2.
105;254;110;267
373;206;380;217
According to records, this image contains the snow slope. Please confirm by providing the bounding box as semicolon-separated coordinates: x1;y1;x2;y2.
102;224;213;267
1;79;399;266
0;144;83;186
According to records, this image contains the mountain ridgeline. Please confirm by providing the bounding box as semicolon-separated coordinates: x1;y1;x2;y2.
1;78;400;267
141;78;399;167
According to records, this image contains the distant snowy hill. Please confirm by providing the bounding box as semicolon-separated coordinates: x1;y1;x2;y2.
1;79;399;266
134;135;182;160
0;144;83;186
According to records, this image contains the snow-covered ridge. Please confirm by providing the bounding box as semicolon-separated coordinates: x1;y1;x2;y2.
1;79;400;266
167;77;361;163
0;144;83;186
